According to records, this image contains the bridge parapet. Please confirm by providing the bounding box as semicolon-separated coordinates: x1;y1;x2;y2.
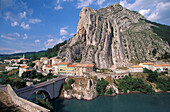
15;76;66;99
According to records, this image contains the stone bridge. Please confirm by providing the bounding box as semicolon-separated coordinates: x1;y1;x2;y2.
15;76;66;99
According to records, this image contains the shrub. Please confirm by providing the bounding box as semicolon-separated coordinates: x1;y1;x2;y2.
106;87;114;95
96;78;109;95
68;78;75;85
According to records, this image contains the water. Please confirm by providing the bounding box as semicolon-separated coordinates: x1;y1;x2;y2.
51;93;170;112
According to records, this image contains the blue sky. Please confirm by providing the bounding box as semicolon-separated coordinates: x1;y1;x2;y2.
0;0;170;54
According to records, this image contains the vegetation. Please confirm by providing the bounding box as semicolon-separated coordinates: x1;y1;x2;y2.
144;68;170;91
116;67;128;70
22;70;44;79
63;82;72;90
116;74;154;93
36;97;53;111
45;40;67;58
68;78;75;85
156;78;170;91
106;87;114;95
96;78;109;95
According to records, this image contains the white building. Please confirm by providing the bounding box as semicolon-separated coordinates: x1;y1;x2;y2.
19;66;33;77
139;63;154;70
129;65;143;73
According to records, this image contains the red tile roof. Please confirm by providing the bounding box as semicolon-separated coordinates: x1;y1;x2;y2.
140;63;154;65
67;64;76;67
59;62;69;65
130;65;143;68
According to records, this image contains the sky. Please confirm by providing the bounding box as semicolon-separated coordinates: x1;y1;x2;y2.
0;0;170;54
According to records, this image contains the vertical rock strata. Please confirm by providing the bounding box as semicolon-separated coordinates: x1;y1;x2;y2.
58;3;170;68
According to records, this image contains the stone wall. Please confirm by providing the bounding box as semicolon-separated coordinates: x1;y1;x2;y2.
0;84;50;112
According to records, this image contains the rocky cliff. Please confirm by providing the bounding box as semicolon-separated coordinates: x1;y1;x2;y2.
58;3;170;69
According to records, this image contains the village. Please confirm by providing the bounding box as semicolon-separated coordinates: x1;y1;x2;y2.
2;54;170;79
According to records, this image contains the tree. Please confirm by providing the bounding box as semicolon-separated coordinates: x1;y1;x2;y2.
68;78;75;85
106;87;114;95
28;62;35;67
96;78;109;95
46;73;53;79
147;71;158;82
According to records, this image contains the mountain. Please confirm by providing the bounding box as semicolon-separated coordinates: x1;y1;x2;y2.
57;3;170;69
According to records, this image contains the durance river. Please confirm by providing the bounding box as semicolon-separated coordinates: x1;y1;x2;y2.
50;93;170;112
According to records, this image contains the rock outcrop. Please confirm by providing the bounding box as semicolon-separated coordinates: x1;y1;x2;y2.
64;78;98;100
58;3;170;68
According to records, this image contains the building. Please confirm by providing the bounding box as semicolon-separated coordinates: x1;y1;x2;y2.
42;64;52;73
74;63;94;76
5;66;18;71
57;62;71;75
139;63;154;70
129;65;143;73
19;66;33;77
154;64;170;72
33;60;43;70
52;64;58;74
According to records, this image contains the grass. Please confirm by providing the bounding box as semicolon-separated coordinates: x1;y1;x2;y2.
116;67;128;70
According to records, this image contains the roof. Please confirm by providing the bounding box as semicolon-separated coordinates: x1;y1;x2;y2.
67;64;76;67
130;65;143;68
161;64;170;66
58;62;69;65
140;63;154;65
154;65;162;67
20;66;29;68
46;64;52;68
53;64;58;66
154;64;170;67
75;63;94;68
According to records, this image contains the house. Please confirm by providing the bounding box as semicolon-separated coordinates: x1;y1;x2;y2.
139;63;154;70
33;60;43;70
19;66;33;77
49;57;62;65
42;64;52;73
52;64;58;74
40;57;49;65
154;64;170;72
57;62;70;75
129;65;143;73
74;63;94;76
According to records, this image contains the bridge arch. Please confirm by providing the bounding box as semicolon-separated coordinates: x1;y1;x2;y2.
27;88;52;100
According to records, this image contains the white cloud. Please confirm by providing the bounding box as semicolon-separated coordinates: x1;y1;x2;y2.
28;19;42;24
1;33;20;40
0;47;12;51
120;0;156;11
23;34;28;39
11;21;19;27
54;5;63;10
77;0;93;8
148;2;170;24
19;11;27;19
97;0;106;6
139;9;151;16
70;33;75;36
44;38;63;49
35;40;40;43
21;22;30;29
60;26;68;35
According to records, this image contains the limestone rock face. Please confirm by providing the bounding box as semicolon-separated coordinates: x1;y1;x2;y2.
58;3;170;68
63;78;98;100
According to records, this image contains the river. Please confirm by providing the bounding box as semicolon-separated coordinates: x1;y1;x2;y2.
50;93;170;112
